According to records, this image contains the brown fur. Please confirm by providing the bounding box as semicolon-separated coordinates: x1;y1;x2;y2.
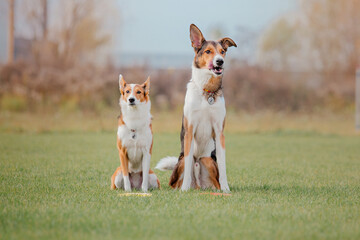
117;138;129;177
183;117;194;157
203;75;222;93
168;155;220;190
200;157;220;189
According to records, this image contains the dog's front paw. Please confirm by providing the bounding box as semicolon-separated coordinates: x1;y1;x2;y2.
181;184;191;191
124;178;131;192
124;185;132;192
220;182;230;193
141;184;148;193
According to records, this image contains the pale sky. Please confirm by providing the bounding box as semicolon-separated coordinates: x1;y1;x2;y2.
116;0;297;56
0;0;297;64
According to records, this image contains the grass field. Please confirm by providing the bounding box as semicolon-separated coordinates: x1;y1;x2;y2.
1;131;360;239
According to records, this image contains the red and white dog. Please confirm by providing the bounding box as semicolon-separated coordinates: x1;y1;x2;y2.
111;75;160;192
156;24;236;192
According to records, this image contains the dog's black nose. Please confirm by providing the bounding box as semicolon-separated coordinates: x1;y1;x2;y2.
128;98;135;103
216;59;224;66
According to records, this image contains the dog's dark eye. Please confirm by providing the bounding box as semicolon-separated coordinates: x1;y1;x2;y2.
126;90;130;94
205;50;211;54
136;91;141;94
221;50;225;54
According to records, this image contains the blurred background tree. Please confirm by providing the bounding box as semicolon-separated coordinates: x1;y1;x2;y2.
259;0;360;73
19;0;115;69
0;0;358;128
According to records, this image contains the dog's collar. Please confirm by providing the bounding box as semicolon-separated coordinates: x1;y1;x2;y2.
203;85;222;95
203;86;222;105
203;88;217;94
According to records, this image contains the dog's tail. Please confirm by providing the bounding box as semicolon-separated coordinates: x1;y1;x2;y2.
155;156;178;171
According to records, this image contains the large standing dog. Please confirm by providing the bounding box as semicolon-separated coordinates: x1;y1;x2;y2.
111;75;160;192
156;24;237;192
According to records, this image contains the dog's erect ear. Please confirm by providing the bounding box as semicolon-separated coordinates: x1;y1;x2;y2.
219;37;237;51
190;24;205;52
119;74;126;94
142;76;150;95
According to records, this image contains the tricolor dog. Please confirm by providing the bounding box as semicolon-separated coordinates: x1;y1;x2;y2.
111;75;160;192
156;24;236;192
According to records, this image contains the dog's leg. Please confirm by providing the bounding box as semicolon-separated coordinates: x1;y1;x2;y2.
148;169;160;189
199;157;220;190
194;161;201;188
114;171;124;189
181;117;194;191
111;167;122;190
118;139;131;191
214;121;230;192
141;150;151;192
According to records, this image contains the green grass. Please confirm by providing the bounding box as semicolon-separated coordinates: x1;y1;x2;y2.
1;132;360;239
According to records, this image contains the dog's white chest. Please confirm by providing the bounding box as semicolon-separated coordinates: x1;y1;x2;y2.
117;125;152;172
183;82;226;158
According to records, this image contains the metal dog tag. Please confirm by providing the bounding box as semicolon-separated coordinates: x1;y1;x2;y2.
207;96;215;105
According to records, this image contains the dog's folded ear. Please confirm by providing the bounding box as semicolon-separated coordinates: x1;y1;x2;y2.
119;74;126;94
219;37;237;51
142;76;150;95
190;24;205;52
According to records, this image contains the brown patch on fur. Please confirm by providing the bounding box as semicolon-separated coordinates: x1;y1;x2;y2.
148;169;161;189
133;85;149;103
119;75;127;95
118;115;125;126
199;157;220;189
169;155;220;190
117;138;129;177
194;42;217;69
203;75;222;93
121;85;133;102
183;117;193;157
156;178;161;189
111;166;122;190
149;123;153;154
221;118;226;149
169;155;185;189
212;128;216;140
220;133;225;149
219;37;237;51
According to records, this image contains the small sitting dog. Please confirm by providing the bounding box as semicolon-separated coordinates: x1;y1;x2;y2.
111;75;160;192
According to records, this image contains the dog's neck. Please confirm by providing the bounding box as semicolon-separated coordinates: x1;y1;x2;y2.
119;100;151;130
191;63;223;94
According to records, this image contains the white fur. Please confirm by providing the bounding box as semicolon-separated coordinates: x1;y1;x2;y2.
181;64;229;192
155;156;178;171
117;83;153;192
149;173;159;189
213;54;224;66
194;161;201;187
123;175;131;191
114;171;159;189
